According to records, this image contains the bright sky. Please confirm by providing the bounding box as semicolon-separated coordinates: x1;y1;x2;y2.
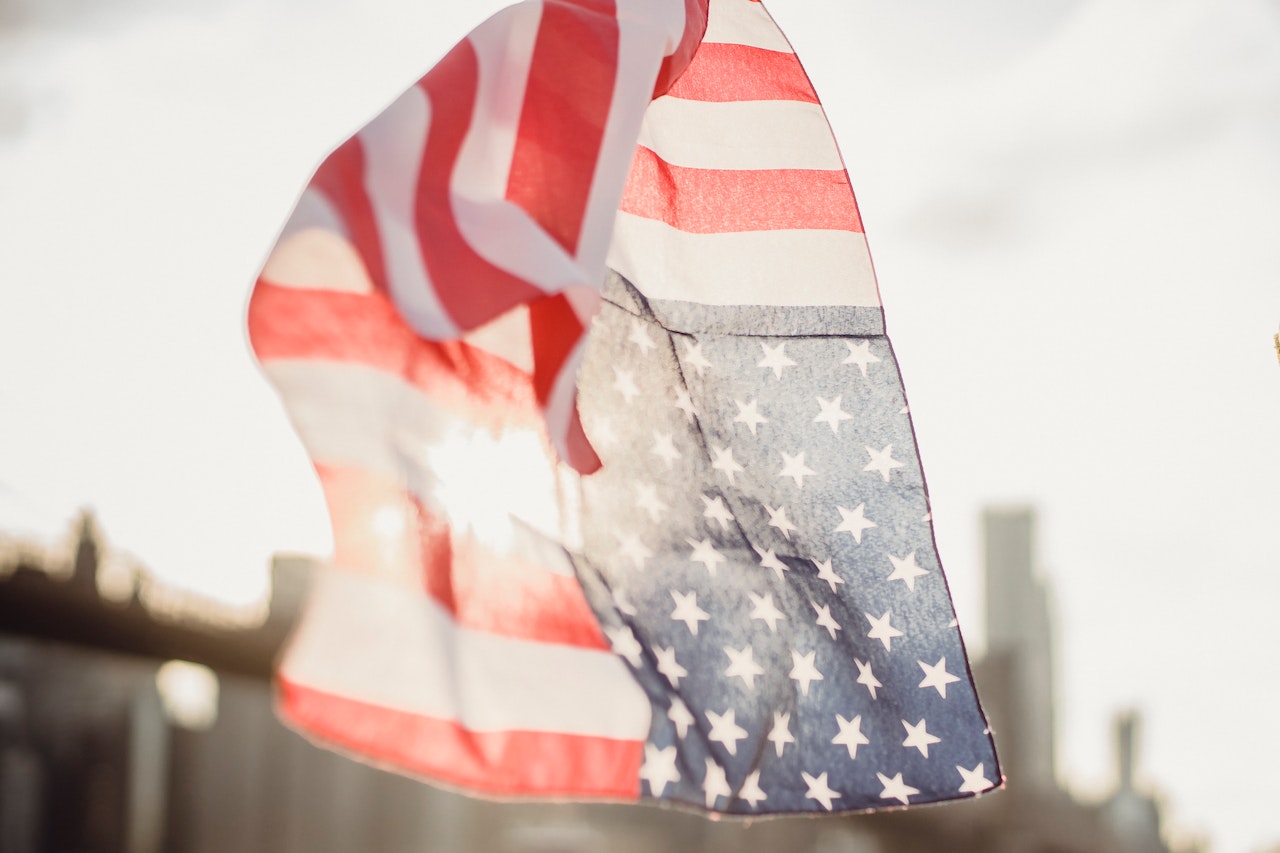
1;0;1277;850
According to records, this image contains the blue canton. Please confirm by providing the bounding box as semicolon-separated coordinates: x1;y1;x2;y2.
570;272;999;815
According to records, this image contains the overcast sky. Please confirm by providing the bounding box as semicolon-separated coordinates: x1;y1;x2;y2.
1;1;1278;850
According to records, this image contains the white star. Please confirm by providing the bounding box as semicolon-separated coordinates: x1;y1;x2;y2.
670;590;710;635
615;531;651;569
877;772;920;806
724;645;765;689
753;545;789;580
812;558;844;593
764;503;798;540
957;763;993;794
814;396;853;434
739;769;767;809
918;657;961;698
703;758;731;808
674;387;698;421
843;339;880;377
654;645;687;687
758;342;797;379
687;537;726;576
701;495;735;531
789;649;824;696
866;610;903;651
863;444;904;482
628;318;656;353
650;431;681;466
706;708;749;755
612;588;637;616
612;367;640;403
802;771;841;811
683;340;712;376
605;625;643;667
778;451;817;488
639;744;680;796
710;445;744;485
887;551;929;591
855;658;882;700
902;718;941;757
812;600;842;639
668;697;694;738
733;399;769;435
748;592;786;632
590;416;617;449
635;483;667;522
834;503;876;544
832;714;870;759
767;712;795;757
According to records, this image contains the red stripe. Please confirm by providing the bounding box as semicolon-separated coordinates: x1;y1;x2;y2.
666;42;817;104
528;293;601;473
315;464;610;651
410;40;545;330
620;147;863;234
556;402;601;475
505;1;619;256
309;140;389;294
528;293;585;404
653;0;710;98
278;678;644;799
247;283;545;429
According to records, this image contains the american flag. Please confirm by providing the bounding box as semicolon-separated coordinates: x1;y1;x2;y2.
248;0;1000;814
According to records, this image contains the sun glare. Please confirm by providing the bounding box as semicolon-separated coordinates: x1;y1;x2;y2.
370;504;408;541
421;423;572;553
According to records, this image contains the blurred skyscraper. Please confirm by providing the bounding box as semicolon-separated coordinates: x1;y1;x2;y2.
980;506;1057;790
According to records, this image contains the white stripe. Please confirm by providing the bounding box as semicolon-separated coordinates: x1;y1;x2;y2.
607;211;881;307
702;0;793;52
280;569;650;738
462;305;534;372
636;97;843;171
280;187;349;242
628;0;690;56
262;360;578;571
260;189;374;294
359;86;459;339
562;284;603;326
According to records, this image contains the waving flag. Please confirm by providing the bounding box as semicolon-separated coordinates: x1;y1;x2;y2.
248;0;1000;814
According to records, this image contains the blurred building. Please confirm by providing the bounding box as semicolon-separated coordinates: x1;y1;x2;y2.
0;508;1198;853
980;506;1056;791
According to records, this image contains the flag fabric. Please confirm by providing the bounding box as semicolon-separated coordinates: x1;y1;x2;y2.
248;0;1000;816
